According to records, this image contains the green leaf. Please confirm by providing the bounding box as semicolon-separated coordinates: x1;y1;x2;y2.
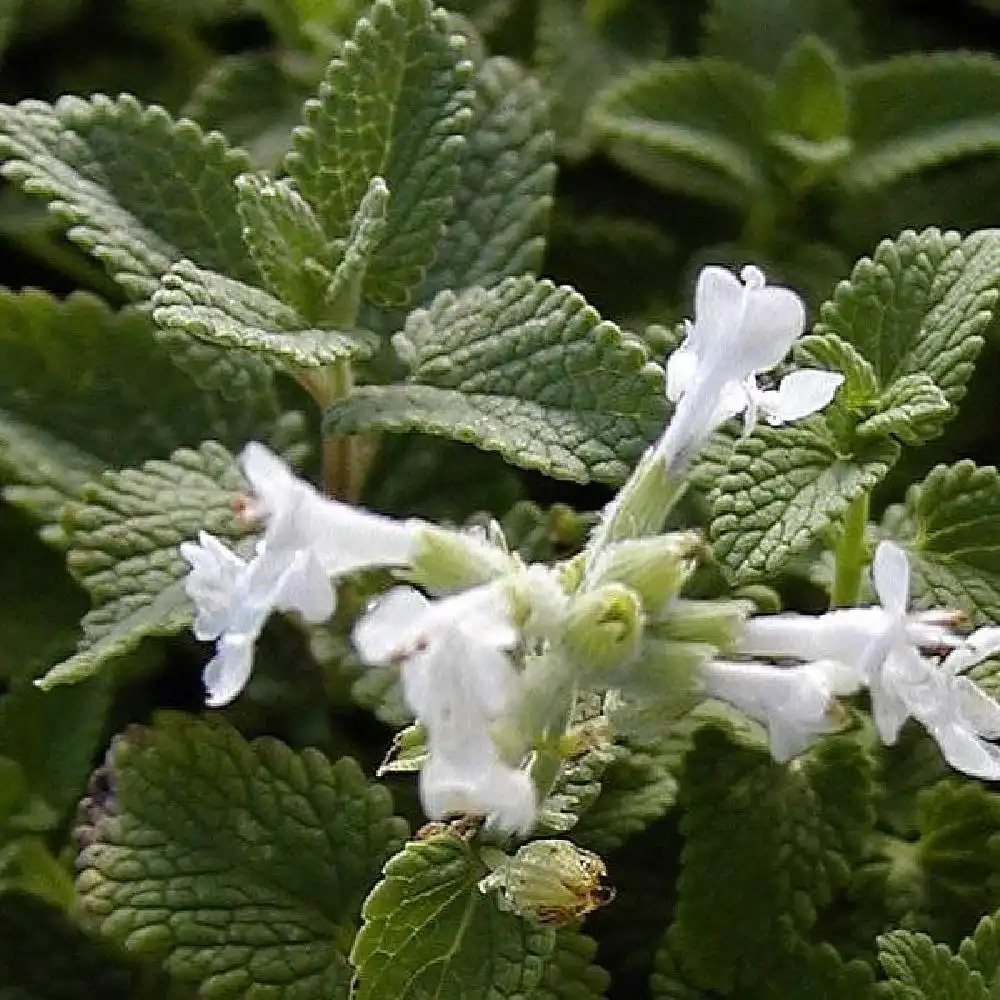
854;373;951;445
885;461;1000;622
959;913;1000;987
0;94;257;298
710;417;898;582
0;675;111;826
0;290;285;518
667;727;864;993
152;260;374;372
879;931;988;1000
418;57;556;299
532;930;610;1000
76;714;407;999
36;441;249;690
536;743;619;836
589;59;772;209
0;892;135;999
351;833;556;1000
844;54;1000;192
794;331;878;407
702;0;862;77
813;228;1000;410
234;172;337;317
745;942;876;1000
286;0;475;307
325;277;669;484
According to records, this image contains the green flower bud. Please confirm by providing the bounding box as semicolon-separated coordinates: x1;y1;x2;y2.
587;531;703;613
408;523;516;591
478;839;615;923
650;598;750;653
564;583;644;674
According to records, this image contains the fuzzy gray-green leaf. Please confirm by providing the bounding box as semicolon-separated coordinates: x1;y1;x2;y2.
36;442;249;689
152;260;374;371
855;372;951;444
0;94;256;298
76;714;408;1000
325;277;668;484
286;0;475;306
419;57;556;300
710;417;898;581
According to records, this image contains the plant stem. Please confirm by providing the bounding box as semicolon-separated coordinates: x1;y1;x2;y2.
319;359;363;500
832;491;870;607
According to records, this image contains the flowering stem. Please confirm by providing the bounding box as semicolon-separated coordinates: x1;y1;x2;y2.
832;491;870;607
320;359;364;500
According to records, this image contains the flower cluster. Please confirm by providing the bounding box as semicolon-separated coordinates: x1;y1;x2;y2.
181;264;1000;840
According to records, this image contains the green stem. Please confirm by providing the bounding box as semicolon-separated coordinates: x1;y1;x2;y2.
318;359;365;500
831;491;870;607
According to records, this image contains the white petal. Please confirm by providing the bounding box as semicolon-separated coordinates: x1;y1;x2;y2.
928;722;1000;781
953;677;1000;738
872;541;910;617
943;626;1000;674
759;370;844;426
239;441;298;519
689;266;746;356
729;285;806;375
740;609;882;670
665;341;698;402
271;550;336;623
352;587;431;665
203;633;255;707
180;532;248;641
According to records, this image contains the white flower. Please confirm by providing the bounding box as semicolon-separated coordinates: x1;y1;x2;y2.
702;658;860;761
180;532;334;706
740;540;1000;777
181;443;423;707
659;265;842;469
353;582;536;833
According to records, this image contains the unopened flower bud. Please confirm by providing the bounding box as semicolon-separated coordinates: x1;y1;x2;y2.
408;523;516;592
564;583;644;674
651;598;750;653
478;839;615;923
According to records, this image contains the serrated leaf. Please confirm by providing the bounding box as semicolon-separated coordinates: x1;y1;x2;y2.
286;0;474;307
886;461;1000;622
744;941;876;1000
710;417;898;582
845;54;1000;192
76;714;407;999
855;372;951;444
794;331;878;406
667;727;863;993
702;0;862;76
418;57;556;300
531;930;610;1000
879;931;988;1000
351;833;556;1000
325;277;668;484
571;745;680;854
0;94;257;298
959;913;1000;986
235;172;336;316
0;892;135;999
36;442;249;689
589;60;772;209
536;744;619;836
814;228;1000;411
152;260;374;372
0;290;285;520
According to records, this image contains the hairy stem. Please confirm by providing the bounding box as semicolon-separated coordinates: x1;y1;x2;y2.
832;491;870;607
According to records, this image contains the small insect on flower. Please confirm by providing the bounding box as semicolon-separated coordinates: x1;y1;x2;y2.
479;839;616;924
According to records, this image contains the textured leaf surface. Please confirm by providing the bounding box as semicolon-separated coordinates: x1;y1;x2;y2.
351;834;556;1000
287;0;474;306
855;373;951;445
794;331;878;407
845;54;1000;191
0;892;134;999
152;260;373;371
886;461;1000;622
326;277;668;484
589;60;772;209
960;913;1000;986
0;94;256;298
419;57;556;299
879;931;988;1000
0;290;283;518
77;714;408;999
814;228;1000;409
668;728;870;993
531;930;609;1000
37;442;249;689
710;418;898;581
